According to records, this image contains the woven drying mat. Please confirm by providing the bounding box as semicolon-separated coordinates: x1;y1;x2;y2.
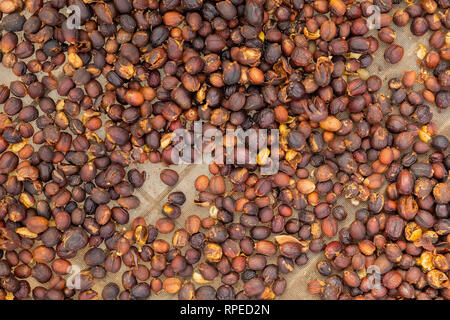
0;1;449;300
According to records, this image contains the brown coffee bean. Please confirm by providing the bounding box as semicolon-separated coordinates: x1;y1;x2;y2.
209;175;226;195
160;169;179;186
25;216;48;234
384;44;404;64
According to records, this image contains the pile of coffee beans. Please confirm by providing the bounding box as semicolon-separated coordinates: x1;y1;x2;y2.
0;0;448;300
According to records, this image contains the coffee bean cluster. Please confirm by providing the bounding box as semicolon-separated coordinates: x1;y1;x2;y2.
0;0;448;300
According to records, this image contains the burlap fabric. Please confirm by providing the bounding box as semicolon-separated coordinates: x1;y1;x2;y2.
1;0;449;299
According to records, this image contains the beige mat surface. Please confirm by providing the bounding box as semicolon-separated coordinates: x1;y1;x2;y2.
1;1;449;299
